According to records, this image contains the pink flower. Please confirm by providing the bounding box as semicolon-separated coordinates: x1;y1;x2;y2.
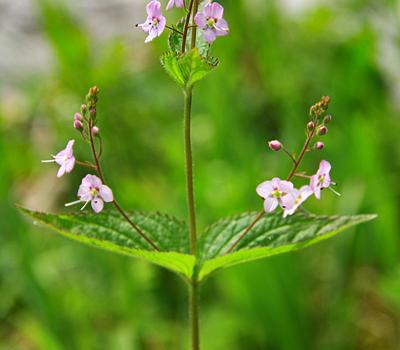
194;2;229;43
310;160;333;199
66;175;114;213
138;0;166;43
42;140;75;178
166;0;184;10
283;186;313;218
256;177;295;213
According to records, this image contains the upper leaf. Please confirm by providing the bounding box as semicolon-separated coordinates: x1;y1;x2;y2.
197;212;377;281
161;49;218;88
20;208;195;279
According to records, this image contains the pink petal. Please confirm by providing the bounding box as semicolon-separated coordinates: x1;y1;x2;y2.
279;180;294;192
210;2;224;19
203;2;214;17
271;177;281;188
166;0;174;10
263;197;278;213
280;192;295;210
65;157;75;173
146;0;161;17
65;140;75;157
57;164;66;178
138;17;152;32
176;0;184;7
78;184;91;201
319;160;331;175
215;18;229;36
203;28;217;43
194;13;207;28
100;185;114;203
310;174;319;191
87;175;103;188
256;181;273;198
314;186;321;200
145;27;159;43
91;197;104;213
157;16;166;36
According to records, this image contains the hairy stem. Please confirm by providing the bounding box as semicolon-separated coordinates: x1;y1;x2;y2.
190;278;200;350
183;88;197;254
190;0;199;49
88;119;160;251
181;0;195;53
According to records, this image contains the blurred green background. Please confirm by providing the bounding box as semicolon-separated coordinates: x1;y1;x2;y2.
1;0;400;349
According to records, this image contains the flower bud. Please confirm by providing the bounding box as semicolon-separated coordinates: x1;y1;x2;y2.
74;112;83;121
74;119;83;130
89;86;99;96
307;121;315;131
324;114;332;124
317;125;328;136
89;108;96;117
81;104;87;114
315;141;324;150
268;140;282;151
91;126;100;136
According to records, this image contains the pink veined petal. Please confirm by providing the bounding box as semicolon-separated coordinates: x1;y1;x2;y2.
271;177;281;188
263;197;278;213
81;174;93;187
299;185;313;199
280;192;295;210
318;160;331;175
100;185;114;203
314;186;321;200
57;164;66;178
65;157;75;173
310;174;319;191
214;18;229;35
87;174;103;188
78;184;92;201
65;140;75;157
203;2;214;17
210;2;224;19
322;174;331;188
279;180;294;192
194;13;207;28
145;27;159;43
138;17;153;32
146;0;161;17
256;180;273;198
91;197;104;213
203;28;217;43
166;0;174;10
54;150;66;165
156;16;166;36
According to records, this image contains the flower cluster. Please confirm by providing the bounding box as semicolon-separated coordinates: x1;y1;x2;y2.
42;87;114;213
257;97;340;218
137;0;229;44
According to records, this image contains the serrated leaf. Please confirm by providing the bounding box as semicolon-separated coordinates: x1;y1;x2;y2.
161;49;218;88
20;208;195;279
197;212;377;281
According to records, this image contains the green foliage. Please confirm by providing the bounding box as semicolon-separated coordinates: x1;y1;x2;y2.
19;208;195;278
20;208;376;282
197;212;377;280
161;49;218;88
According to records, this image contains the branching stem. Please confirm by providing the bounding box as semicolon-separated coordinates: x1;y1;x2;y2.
87;119;160;251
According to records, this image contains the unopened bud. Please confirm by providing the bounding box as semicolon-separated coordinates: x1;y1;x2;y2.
315;141;324;150
89;86;99;96
317;125;328;136
324;114;332;124
307;121;315;131
81;104;87;114
74;119;83;130
91;126;100;136
74;112;83;121
268;140;282;151
89;108;96;117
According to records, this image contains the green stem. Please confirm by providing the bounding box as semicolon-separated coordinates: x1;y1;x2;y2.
184;88;197;254
190;278;200;350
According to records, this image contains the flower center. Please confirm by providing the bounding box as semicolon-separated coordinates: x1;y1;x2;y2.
318;174;325;184
271;189;282;198
90;187;99;197
152;18;159;27
207;17;216;27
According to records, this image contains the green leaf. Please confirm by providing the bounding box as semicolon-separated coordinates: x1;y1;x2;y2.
19;208;195;279
197;212;377;281
161;49;218;88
